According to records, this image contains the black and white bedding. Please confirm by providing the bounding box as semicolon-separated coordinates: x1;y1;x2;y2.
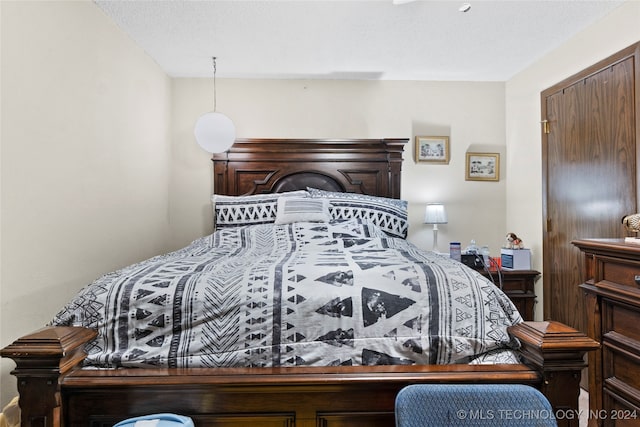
51;214;522;369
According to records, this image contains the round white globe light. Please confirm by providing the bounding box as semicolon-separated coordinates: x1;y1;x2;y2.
194;112;236;153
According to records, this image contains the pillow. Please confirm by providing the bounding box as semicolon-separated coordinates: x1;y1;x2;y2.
212;190;309;229
307;188;409;238
275;197;330;224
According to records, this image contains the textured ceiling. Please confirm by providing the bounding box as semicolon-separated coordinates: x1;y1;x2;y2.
95;0;625;81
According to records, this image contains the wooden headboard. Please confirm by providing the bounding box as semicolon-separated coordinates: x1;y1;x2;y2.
211;138;408;198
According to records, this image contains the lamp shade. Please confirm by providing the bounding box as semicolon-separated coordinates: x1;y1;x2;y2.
194;111;236;153
424;203;447;224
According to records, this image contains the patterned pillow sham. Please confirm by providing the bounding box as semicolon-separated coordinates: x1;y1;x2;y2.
212;190;309;228
306;188;409;238
275;197;330;224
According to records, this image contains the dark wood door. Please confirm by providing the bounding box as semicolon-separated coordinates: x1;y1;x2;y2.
542;43;639;333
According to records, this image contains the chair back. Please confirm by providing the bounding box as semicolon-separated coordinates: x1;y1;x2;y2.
113;414;194;427
395;384;557;426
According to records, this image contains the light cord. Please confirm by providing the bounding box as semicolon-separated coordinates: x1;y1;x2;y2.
212;56;218;112
477;255;503;290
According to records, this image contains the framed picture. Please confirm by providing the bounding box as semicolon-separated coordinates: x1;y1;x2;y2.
415;136;450;164
465;152;500;181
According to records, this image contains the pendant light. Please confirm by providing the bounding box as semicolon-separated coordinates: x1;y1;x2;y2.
194;57;236;153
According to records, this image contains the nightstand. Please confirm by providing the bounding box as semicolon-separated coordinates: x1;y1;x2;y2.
478;269;540;321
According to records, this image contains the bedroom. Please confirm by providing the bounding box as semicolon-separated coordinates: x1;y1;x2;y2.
1;0;639;420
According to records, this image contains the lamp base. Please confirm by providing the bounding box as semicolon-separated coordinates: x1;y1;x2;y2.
432;225;439;252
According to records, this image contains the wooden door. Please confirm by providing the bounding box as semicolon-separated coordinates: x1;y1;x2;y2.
542;43;639;333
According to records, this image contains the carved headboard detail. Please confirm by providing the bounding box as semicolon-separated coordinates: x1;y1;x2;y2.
211;138;408;198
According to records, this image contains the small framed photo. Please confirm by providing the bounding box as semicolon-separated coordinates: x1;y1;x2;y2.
465;152;500;181
415;136;450;164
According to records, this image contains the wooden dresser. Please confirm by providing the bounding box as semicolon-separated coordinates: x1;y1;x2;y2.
478;269;539;321
573;239;640;426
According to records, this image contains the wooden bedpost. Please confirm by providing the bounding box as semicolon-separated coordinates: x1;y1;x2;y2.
381;138;406;199
509;321;599;427
0;327;96;427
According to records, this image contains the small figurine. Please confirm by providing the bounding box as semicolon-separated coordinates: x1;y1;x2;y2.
622;213;640;244
505;232;524;249
622;213;640;233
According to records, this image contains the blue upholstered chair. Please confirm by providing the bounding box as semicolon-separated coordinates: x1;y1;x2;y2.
395;384;558;426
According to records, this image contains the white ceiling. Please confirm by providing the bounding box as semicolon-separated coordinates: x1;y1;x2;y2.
95;0;626;81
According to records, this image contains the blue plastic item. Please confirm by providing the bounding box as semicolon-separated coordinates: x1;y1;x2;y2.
113;414;194;427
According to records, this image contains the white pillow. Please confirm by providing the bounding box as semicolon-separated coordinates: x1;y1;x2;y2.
275;197;330;224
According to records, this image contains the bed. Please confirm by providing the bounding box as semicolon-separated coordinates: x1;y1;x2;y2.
2;138;597;427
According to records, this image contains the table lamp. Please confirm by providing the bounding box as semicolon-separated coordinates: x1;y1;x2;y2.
424;203;447;252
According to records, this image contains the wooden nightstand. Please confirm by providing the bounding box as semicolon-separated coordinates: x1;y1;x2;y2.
478;269;540;321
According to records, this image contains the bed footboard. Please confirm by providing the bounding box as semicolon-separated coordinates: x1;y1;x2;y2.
2;321;597;427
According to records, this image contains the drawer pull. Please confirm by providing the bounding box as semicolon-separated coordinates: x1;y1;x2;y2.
635;275;640;286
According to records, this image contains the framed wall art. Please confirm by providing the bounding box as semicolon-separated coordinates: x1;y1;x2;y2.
465;152;500;181
415;136;450;164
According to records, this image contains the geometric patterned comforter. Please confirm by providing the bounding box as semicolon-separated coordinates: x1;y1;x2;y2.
50;219;523;368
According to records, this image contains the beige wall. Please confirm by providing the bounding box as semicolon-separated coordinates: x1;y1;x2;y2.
171;78;507;253
505;0;640;321
0;1;172;406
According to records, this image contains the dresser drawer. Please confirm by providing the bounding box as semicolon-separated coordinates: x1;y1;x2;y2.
602;389;640;427
603;340;640;394
604;301;640;343
499;276;530;293
601;258;640;290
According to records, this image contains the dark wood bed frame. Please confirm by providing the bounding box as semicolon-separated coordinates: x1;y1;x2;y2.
2;139;598;427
